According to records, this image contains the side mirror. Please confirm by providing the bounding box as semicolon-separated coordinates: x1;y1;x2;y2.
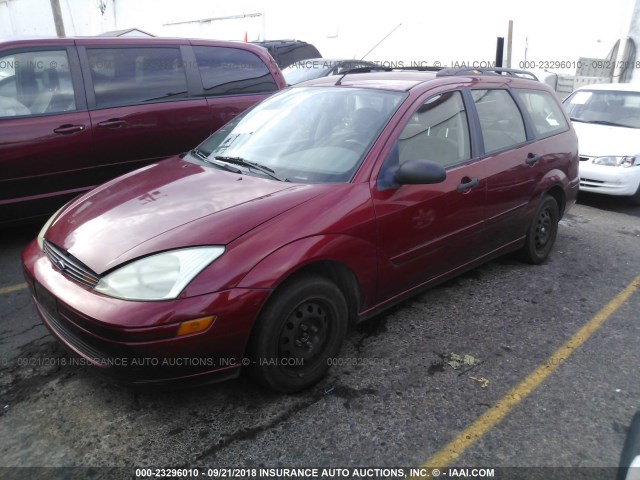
395;159;446;185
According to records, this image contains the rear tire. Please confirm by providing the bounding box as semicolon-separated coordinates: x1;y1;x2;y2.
246;274;348;393
519;195;559;264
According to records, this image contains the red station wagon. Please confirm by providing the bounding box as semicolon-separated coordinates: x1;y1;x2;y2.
22;68;579;393
0;37;286;226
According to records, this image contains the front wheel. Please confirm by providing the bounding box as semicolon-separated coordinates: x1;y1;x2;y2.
519;195;559;264
246;275;348;393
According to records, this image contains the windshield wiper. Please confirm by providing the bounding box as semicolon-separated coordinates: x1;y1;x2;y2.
570;118;631;128
191;149;243;174
214;156;287;181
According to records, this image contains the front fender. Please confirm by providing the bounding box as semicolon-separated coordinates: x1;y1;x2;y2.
238;234;378;311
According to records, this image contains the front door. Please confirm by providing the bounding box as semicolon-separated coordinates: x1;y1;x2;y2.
0;46;92;224
372;90;487;300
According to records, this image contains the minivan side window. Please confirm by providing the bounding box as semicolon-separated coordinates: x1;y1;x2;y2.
87;47;188;109
398;91;471;167
513;89;568;138
193;46;278;97
0;50;76;118
472;89;526;153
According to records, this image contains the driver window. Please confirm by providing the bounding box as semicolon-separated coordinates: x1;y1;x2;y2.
398;91;471;167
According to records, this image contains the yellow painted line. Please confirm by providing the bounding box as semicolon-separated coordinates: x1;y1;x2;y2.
0;283;28;295
420;274;640;470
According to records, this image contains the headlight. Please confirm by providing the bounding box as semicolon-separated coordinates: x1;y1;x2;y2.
592;156;639;167
95;247;225;301
37;205;67;251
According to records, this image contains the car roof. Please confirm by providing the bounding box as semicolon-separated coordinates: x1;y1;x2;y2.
573;82;640;93
0;36;265;51
295;70;543;92
296;71;436;91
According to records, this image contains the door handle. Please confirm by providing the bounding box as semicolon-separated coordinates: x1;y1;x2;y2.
456;177;479;192
525;153;540;166
53;124;85;134
97;118;126;129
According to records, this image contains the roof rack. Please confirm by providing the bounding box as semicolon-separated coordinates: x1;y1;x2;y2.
334;66;392;84
392;66;443;72
332;66;539;86
436;67;539;81
334;65;444;84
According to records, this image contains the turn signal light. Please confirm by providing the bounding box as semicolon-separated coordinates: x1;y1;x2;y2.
176;316;215;337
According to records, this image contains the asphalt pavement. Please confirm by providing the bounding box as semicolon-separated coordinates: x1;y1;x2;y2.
0;192;639;480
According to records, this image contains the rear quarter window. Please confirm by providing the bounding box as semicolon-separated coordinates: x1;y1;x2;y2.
193;46;278;97
513;89;568;138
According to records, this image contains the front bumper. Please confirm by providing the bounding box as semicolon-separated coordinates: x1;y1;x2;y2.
578;160;640;196
22;239;271;385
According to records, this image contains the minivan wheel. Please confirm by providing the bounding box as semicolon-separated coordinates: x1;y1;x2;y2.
519;195;559;264
246;275;348;393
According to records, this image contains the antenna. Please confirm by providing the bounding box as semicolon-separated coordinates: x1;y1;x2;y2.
360;23;402;61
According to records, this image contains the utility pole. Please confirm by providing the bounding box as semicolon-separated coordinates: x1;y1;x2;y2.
506;20;513;68
49;0;66;37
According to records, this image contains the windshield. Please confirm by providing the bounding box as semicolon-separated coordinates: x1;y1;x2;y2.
196;86;406;183
564;89;640;129
282;62;333;85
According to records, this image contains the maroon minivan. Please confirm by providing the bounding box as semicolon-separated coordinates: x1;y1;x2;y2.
23;69;579;393
0;37;286;226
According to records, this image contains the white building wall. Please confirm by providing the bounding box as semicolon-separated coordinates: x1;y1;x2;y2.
0;0;57;36
103;0;635;70
0;0;116;36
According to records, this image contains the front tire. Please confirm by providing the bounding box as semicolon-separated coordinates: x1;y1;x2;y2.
246;274;348;393
519;195;559;264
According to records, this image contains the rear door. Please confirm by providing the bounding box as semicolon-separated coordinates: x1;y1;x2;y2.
372;89;487;300
78;42;212;183
469;88;544;251
0;44;91;224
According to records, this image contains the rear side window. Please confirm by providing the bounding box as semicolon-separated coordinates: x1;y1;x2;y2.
0;50;76;118
513;89;568;138
193;46;277;97
398;91;471;167
472;89;526;153
87;47;188;108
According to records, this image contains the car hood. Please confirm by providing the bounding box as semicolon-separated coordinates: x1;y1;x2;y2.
46;157;320;273
573;121;640;157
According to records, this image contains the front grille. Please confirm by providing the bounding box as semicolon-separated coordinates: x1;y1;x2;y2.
579;156;591;162
44;241;100;288
35;286;109;365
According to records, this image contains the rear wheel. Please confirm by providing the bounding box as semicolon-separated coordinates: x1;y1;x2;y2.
519;195;559;264
246;275;348;393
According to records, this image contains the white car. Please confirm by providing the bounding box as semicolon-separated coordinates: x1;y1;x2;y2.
563;83;640;205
